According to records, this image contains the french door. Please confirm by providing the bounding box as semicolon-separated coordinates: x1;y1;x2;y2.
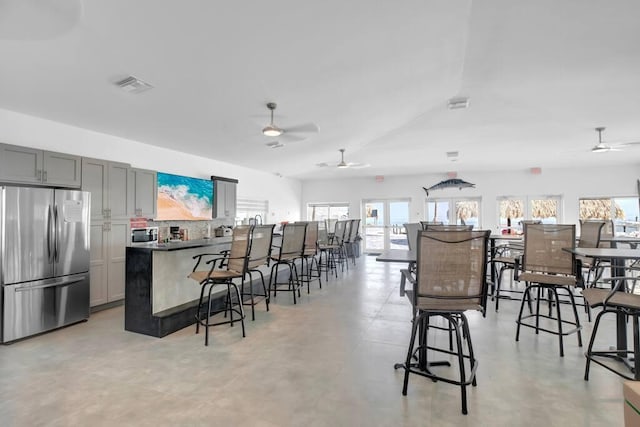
362;199;410;252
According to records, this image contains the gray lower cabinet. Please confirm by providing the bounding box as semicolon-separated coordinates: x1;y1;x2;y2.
213;179;237;219
89;221;129;306
82;157;133;306
0;143;81;187
131;168;157;218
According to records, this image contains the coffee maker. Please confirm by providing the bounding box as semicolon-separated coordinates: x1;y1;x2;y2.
170;226;181;241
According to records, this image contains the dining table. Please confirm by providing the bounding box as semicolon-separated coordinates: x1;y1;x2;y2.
565;247;640;367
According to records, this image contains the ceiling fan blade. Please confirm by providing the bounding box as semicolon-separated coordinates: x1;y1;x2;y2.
316;162;332;168
279;133;307;143
265;141;285;149
285;123;320;134
616;141;640;147
347;163;371;169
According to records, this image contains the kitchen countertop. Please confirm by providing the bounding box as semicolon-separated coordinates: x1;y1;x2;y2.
127;237;232;252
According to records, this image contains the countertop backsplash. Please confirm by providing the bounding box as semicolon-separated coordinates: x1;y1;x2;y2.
148;219;231;241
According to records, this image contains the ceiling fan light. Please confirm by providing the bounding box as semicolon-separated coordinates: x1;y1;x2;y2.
262;125;283;137
337;161;348;168
592;146;609;153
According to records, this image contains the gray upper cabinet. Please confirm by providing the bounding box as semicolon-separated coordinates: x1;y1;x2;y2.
131;168;157;218
81;157;133;221
212;177;238;219
43;151;82;187
0;143;81;187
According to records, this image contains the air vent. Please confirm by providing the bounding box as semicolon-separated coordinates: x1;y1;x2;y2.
115;75;154;94
446;151;459;161
447;97;469;109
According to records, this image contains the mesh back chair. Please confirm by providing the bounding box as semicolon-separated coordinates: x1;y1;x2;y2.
331;220;350;272
297;221;322;293
243;224;275;320
515;224;583;357
403;223;422;252
583;271;640;381
269;222;307;304
188;225;252;346
317;220;339;280
428;224;474;231
345;219;361;265
578;220;606;295
399;229;490;415
420;221;444;229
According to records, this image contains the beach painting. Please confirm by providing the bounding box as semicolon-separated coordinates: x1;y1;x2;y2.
156;172;213;220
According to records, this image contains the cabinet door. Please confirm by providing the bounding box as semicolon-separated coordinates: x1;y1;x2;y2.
0;143;43;184
89;222;108;307
132;168;157;218
107;221;129;302
82;158;109;221
213;180;226;218
108;162;133;220
43;151;81;188
224;181;237;218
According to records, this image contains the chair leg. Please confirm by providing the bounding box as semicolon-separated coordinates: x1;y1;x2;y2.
565;287;583;347
584;309;607;380
551;287;564;357
205;284;215;346
257;269;269;311
230;282;246;337
195;281;208;335
450;315;468;415
515;285;532;342
402;312;421;395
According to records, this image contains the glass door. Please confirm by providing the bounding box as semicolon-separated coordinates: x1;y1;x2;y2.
362;199;410;252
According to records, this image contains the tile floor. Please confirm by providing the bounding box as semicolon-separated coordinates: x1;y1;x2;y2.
0;256;627;426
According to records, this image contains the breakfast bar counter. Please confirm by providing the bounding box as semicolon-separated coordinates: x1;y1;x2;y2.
125;237;232;337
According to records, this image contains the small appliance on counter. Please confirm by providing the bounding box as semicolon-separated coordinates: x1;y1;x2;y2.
215;226;233;237
169;226;181;241
131;227;159;245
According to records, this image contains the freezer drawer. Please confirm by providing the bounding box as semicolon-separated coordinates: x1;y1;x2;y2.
2;274;89;343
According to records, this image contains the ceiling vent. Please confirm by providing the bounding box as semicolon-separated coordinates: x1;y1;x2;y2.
446;151;459;161
115;75;154;94
447;97;469;109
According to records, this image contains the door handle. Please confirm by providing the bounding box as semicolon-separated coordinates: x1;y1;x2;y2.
14;275;87;292
46;205;53;264
53;205;60;262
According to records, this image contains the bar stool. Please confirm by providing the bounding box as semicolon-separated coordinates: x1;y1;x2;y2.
188;225;252;346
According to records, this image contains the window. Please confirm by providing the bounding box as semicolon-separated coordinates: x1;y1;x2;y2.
425;197;481;227
236;199;268;225
579;197;639;234
497;195;562;231
307;203;349;222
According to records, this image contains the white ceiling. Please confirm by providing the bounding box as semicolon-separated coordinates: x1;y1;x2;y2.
0;0;639;180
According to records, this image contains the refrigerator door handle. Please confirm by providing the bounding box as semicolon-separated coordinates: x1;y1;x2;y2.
54;204;60;263
47;205;54;264
13;275;87;292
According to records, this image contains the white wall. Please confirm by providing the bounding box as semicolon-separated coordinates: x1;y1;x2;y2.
301;166;640;232
0;108;302;223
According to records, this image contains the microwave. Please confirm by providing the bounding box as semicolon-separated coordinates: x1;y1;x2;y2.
131;227;159;245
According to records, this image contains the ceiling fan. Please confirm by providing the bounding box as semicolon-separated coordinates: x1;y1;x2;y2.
316;149;370;169
590;127;640;153
262;102;319;148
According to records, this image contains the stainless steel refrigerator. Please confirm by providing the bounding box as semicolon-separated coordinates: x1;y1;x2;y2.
0;186;90;343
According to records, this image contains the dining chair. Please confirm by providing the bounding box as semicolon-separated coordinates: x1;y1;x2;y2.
297;220;322;293
420;221;443;229
428;224;474;231
243;224;275;320
317;220;339;280
515;223;583;357
403;222;422;251
583;269;640;381
399;229;490;415
578;220;606;285
188;225;252;346
344;218;361;265
268;222;307;304
331;219;350;272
